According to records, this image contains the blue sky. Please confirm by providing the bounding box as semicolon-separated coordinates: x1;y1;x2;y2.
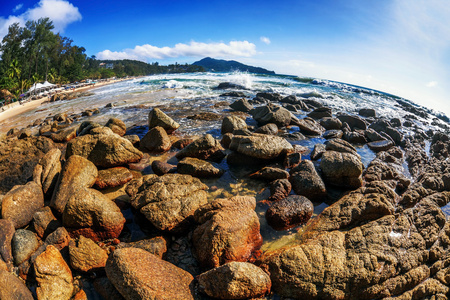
1;0;449;116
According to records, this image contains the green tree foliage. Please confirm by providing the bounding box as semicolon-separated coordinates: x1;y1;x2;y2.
0;18;204;98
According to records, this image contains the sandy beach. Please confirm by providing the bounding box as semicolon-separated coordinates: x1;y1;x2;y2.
0;78;129;124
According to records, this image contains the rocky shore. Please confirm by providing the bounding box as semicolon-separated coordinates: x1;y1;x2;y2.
0;86;450;299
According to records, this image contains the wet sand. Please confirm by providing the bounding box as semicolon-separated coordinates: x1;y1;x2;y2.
0;78;129;125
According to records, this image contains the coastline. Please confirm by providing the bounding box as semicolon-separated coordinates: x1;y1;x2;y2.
0;78;131;124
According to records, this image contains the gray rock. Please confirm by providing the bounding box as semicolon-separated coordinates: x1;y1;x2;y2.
12;229;40;265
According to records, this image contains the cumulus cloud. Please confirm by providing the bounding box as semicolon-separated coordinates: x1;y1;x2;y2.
97;41;257;61
13;4;24;12
260;36;271;45
0;0;81;39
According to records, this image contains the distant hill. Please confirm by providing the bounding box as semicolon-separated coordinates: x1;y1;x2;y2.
193;57;275;74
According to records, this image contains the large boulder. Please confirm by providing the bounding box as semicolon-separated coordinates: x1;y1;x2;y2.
266;195;314;231
50;155;98;215
130;174;208;231
320;151;364;189
193;196;262;269
34;245;74;300
2;181;44;229
175;134;226;162
148;108;180;134
229;134;293;160
198;262;271;299
289;160;327;201
0;136;55;194
0;269;34;300
106;247;194;300
140;126;172;153
32;148;61;196
62;188;125;241
251;104;292;127
66;127;143;168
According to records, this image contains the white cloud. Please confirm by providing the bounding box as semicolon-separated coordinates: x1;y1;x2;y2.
426;81;438;87
13;4;24;12
0;0;81;40
97;41;257;61
260;36;271;45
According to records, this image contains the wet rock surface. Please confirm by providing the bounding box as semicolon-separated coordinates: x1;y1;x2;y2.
266;195;314;231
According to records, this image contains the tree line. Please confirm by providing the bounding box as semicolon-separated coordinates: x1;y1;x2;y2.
0;18;204;99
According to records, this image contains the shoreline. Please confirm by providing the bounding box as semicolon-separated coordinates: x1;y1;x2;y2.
0;78;132;125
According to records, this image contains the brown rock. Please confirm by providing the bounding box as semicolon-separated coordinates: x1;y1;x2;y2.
175;134;226;162
265;195;314;230
294;117;325;136
151;160;177;176
63;188;125;241
0;136;55;194
251;104;293;127
290;160;327;201
131;174;208;231
148;108;180;134
187;112;221;120
221;116;247;134
0;219;15;267
33;207;60;239
268;179;292;202
34;245;74;300
320;151;364;189
69;236;108;272
33;148;61;196
177;157;224;178
116;236;167;258
66;127;143;168
50;127;77;143
95;167;133;189
0;269;34;300
230;134;293;159
198;262;271;299
105;118;127;136
140;126;171;152
106;247;194;300
51;155;98;215
249;166;289;181
2;181;44;229
193;196;262;269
